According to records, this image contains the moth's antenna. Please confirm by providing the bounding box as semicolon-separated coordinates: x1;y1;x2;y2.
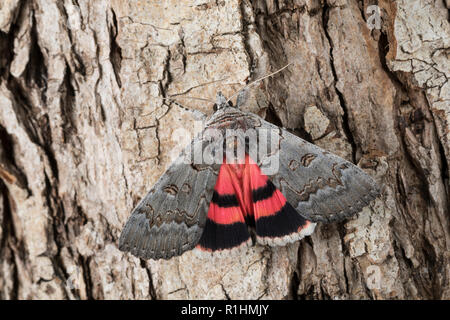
227;62;293;104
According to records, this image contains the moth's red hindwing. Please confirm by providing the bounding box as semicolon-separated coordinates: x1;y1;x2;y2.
245;159;312;241
198;154;314;252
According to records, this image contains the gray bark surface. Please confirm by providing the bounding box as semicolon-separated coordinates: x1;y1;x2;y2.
0;0;448;299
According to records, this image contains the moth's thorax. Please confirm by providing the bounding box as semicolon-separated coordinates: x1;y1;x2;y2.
206;107;260;131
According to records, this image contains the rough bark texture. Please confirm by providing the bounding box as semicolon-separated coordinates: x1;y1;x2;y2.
0;0;448;300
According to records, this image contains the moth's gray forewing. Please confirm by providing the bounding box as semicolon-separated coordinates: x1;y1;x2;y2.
119;133;219;260
247;113;380;223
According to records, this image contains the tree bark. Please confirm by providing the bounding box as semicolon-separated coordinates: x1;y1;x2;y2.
0;0;448;300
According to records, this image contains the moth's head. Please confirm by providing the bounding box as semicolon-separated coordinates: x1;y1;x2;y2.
213;92;233;111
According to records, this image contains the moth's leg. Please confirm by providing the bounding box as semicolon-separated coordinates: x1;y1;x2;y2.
163;98;207;121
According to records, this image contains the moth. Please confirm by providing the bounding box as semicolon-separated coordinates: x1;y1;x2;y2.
119;90;380;260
